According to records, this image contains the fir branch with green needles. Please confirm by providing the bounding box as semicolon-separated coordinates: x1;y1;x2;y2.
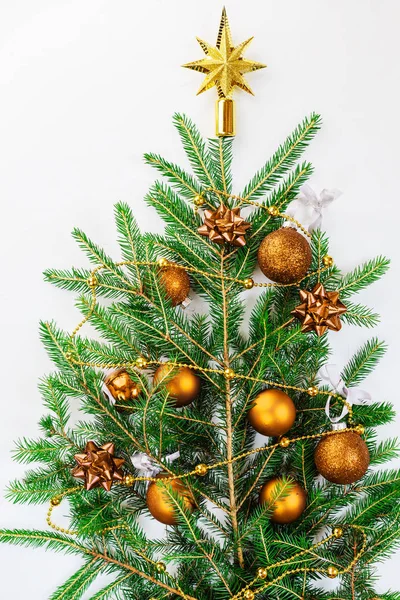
1;112;398;600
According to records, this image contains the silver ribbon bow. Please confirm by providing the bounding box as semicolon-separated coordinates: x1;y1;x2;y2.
285;184;341;233
317;364;371;423
131;451;180;479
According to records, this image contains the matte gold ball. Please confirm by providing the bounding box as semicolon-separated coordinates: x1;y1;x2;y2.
314;431;370;484
157;257;169;268
307;386;319;397
105;369;140;411
327;566;339;579
243;278;255;289
195;464;208;477
257;567;268;579
257;227;312;284
159;263;190;306
224;368;235;380
155;561;167;573
243;591;255;600
50;497;61;506
333;526;343;538
259;478;307;524
135;357;148;369
248;389;296;437
153;364;201;408
323;255;334;268
146;474;195;526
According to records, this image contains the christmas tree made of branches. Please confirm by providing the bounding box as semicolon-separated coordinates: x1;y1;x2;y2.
1;9;399;600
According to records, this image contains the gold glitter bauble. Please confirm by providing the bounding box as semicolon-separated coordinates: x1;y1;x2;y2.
248;389;296;437
257;227;312;284
146;474;195;526
259;478;306;524
159;264;190;306
314;431;370;484
153;364;201;408
105;369;140;411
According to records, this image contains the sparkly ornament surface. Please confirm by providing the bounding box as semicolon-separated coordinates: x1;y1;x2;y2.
314;431;370;484
153;364;201;407
72;441;125;491
183;8;266;99
146;474;195;526
159;264;190;306
105;369;140;411
248;389;296;437
259;478;307;524
257;227;312;284
292;283;347;336
198;204;250;247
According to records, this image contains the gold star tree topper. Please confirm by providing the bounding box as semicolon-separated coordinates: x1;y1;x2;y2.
183;7;266;137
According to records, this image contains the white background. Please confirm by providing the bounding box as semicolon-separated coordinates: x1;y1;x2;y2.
0;0;399;597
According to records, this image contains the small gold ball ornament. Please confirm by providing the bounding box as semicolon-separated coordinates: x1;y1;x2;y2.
314;430;370;484
135;356;148;369
257;227;312;284
333;526;343;538
248;389;296;437
194;193;205;206
354;424;365;435
257;567;268;579
153;364;201;408
194;464;208;477
224;368;235;380
157;257;169;268
307;386;319;397
158;263;190;306
323;255;334;268
155;561;167;573
243;278;255;289
146;474;195;526
268;205;280;216
327;566;339;579
50;497;61;506
279;436;291;448
105;369;141;411
259;477;307;524
123;474;136;486
243;591;255;600
87;274;98;287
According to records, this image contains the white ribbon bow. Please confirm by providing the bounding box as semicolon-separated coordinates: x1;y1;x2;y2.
131;451;180;479
317;364;371;423
285;184;341;233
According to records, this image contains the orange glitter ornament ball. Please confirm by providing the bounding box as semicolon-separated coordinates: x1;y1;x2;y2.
159;264;190;306
153;364;201;407
259;477;307;524
314;430;370;484
146;474;195;526
257;227;312;284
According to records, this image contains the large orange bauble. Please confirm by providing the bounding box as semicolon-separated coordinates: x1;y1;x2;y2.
153;364;201;407
314;431;370;484
257;227;312;284
146;474;195;526
248;389;296;437
259;477;306;524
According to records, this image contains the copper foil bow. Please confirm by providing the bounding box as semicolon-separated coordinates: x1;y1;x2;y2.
291;282;347;336
72;441;125;491
198;203;250;247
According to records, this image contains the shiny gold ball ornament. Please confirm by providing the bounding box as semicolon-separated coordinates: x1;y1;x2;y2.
146;474;195;526
333;526;344;539
259;478;307;524
323;255;334;268
248;389;296;437
87;274;98;287
268;205;280;216
243;278;255;289
105;369;140;411
157;257;169;268
257;567;268;579
135;356;148;369
193;193;205;206
243;591;255;600
257;227;312;284
50;497;61;506
327;566;339;579
158;263;190;306
155;561;167;573
314;431;370;484
307;386;319;397
354;424;365;435
224;367;235;380
279;437;291;448
123;474;136;487
194;464;208;477
153;364;201;408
